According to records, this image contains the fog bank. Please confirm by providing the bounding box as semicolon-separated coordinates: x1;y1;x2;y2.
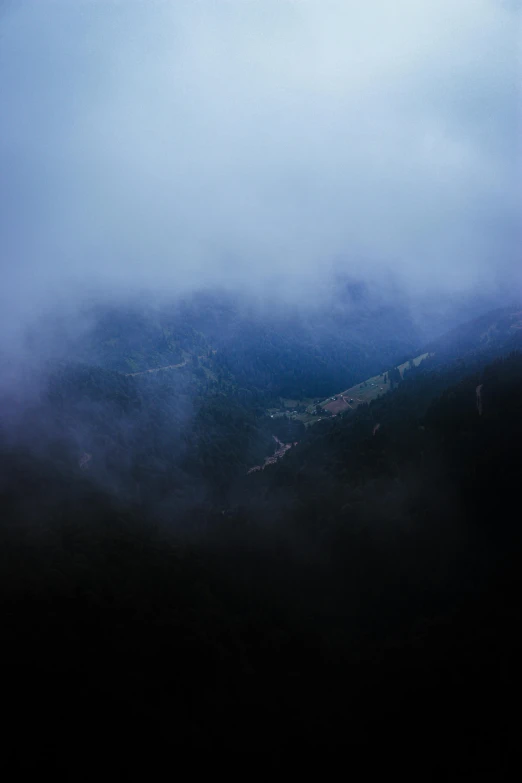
1;0;520;341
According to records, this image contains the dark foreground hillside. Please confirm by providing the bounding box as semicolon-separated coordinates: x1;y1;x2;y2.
1;318;522;774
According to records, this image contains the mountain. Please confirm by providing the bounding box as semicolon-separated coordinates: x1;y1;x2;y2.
425;305;522;361
178;283;422;399
38;281;423;402
1;302;522;771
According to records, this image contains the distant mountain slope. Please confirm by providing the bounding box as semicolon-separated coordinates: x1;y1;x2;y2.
2;305;522;765
7;301;519;519
77;305;211;374
307;305;522;420
27;286;423;403
425;305;522;362
179;285;422;399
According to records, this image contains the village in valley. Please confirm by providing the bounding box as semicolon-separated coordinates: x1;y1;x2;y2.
267;352;430;427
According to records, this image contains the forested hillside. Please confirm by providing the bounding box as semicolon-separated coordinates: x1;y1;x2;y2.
178;283;422;399
39;283;423;402
1;306;522;771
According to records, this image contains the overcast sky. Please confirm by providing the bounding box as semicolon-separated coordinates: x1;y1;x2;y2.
1;0;520;332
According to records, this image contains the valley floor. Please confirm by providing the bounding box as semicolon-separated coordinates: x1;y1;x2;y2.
267;351;431;426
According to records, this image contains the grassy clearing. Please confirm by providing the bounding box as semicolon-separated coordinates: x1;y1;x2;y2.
320;352;432;414
280;398;316;409
321;374;390;412
397;352;429;377
266;353;432;427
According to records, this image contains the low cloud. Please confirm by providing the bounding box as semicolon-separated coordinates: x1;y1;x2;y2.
1;0;520;340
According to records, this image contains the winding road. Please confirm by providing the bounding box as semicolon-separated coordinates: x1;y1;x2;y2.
125;359;188;377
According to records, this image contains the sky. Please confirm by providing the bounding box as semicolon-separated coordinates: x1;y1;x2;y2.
0;0;520;338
